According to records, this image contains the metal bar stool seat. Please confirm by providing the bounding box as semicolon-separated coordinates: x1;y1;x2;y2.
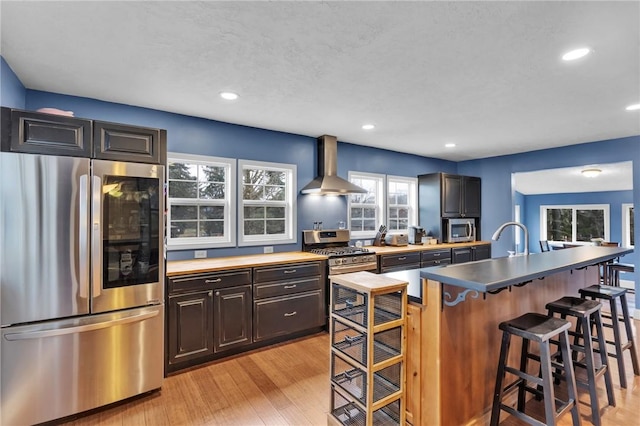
579;284;639;389
490;313;581;426
545;296;615;426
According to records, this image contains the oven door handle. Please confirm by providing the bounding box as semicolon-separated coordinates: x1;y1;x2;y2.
329;263;378;275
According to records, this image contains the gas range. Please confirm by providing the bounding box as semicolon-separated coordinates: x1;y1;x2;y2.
302;229;378;273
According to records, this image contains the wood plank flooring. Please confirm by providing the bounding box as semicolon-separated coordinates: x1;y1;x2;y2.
56;319;639;426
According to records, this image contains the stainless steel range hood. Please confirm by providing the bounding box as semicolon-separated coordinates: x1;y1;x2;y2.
300;135;367;195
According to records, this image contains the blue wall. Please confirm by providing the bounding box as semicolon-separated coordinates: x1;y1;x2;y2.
0;57;25;108
21;89;453;260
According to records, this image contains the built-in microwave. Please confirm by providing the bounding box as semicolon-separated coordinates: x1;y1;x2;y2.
444;218;476;243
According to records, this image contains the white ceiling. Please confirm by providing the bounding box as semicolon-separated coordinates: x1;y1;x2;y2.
0;1;638;164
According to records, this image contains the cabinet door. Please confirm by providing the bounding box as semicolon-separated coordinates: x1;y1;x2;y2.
94;121;165;164
472;244;491;261
451;247;473;264
441;174;463;217
2;108;92;157
214;285;252;352
253;291;323;342
168;291;214;366
462;177;481;217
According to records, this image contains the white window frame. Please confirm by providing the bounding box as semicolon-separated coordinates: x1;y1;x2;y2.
622;203;634;248
348;171;385;239
386;175;418;233
238;159;297;246
540;204;610;243
166;152;236;250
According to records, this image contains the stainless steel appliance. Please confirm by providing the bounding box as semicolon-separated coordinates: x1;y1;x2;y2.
408;226;425;245
302;229;377;275
444;218;476;243
385;233;409;247
1;153;164;425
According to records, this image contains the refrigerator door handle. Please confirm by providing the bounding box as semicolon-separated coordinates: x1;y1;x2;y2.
78;174;89;299
3;310;159;341
91;175;102;298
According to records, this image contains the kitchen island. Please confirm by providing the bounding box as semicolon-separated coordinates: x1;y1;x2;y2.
382;246;632;426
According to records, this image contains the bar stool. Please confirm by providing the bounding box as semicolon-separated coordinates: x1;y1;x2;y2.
490;313;581;426
545;297;615;426
579;284;640;389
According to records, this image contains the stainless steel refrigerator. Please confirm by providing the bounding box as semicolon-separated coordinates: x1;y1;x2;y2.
0;152;164;425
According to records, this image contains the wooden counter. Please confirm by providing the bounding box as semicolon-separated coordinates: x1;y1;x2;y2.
364;240;490;255
402;247;630;426
166;251;327;277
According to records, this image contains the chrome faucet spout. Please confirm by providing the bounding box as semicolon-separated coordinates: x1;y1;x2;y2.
491;221;529;256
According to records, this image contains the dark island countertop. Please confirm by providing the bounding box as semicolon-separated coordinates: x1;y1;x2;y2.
420;246;632;293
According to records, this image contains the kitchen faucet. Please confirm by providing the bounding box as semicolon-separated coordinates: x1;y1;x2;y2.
491;221;529;256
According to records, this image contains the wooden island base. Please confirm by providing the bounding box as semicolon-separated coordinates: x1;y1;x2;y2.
405;266;597;425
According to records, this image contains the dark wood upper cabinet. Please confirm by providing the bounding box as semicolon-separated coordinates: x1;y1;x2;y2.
1;107;92;157
94;121;166;164
441;174;481;218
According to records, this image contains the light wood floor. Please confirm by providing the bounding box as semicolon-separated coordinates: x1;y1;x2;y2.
57;320;639;426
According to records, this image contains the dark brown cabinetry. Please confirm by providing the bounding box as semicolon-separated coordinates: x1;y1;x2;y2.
1;108;166;165
379;252;421;273
418;173;481;241
167;290;214;366
421;248;452;267
253;262;324;342
451;244;491;264
214;285;252;353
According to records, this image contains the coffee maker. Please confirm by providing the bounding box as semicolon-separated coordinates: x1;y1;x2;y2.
408;226;425;245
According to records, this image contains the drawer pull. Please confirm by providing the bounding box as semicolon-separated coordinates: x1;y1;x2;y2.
283;284;297;289
205;278;222;283
398;256;407;261
283;269;297;274
284;311;297;317
433;253;441;257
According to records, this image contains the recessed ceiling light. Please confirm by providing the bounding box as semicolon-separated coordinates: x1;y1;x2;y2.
362;124;375;130
626;103;640;111
581;168;602;178
562;47;591;61
445;143;456;148
220;92;239;100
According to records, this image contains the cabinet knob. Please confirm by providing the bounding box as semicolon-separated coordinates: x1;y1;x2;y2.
214;291;219;296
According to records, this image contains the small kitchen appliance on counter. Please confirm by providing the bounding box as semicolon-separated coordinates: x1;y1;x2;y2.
408;226;425;245
385;233;409;246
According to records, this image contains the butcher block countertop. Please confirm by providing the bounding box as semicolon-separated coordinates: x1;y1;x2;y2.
166;251;328;277
365;240;490;255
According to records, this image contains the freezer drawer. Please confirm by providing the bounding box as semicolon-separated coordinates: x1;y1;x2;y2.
1;305;164;425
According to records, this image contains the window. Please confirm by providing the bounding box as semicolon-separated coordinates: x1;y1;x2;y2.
167;153;236;249
622;204;634;247
239;160;296;246
540;204;609;242
348;172;384;238
386;175;417;232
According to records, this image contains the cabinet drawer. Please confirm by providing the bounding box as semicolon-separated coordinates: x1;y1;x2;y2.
421;258;451;268
168;269;252;294
254;277;322;299
253;291;323;341
380;252;421;268
421;249;451;262
380;263;421;273
253;262;322;283
94;121;165;164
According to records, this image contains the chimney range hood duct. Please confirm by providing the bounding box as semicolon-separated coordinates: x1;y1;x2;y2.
300;135;367;195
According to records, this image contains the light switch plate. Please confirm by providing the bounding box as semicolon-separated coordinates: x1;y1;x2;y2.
194;250;207;259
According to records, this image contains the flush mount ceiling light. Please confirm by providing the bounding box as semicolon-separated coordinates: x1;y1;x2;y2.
445;143;456;148
362;124;375;130
581;168;602;178
626;103;640;111
562;47;591;61
220;92;239;100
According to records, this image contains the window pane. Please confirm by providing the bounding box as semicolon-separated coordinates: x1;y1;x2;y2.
266;171;285;185
576;209;604;241
171;205;197;220
199;182;225;199
244;220;264;235
389;207;398;219
398;208;408;219
200;165;225;183
351;207;363;219
244;206;265;219
266;220;285;234
398;219;408;230
170;221;197;238
351;219;363;232
266;206;285;218
200;206;224;220
169;181;197;198
363;220;376;231
546;209;572;241
199;221;224;237
363;208;376;218
168;162;197;181
264;186;285;201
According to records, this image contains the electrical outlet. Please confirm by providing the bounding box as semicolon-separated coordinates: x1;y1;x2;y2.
263;246;274;254
194;250;207;259
364;240;372;246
